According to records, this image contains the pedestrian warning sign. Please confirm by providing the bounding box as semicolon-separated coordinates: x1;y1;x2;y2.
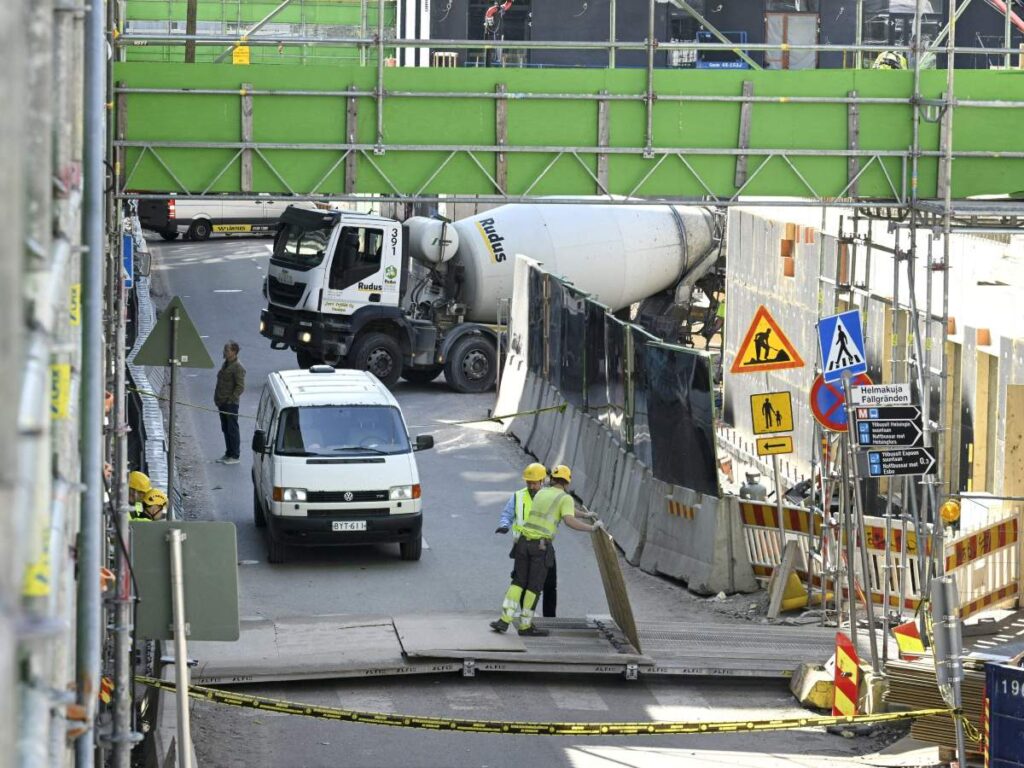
818;309;867;383
730;305;805;374
749;391;794;435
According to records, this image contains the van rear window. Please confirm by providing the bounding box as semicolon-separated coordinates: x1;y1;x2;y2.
275;405;410;456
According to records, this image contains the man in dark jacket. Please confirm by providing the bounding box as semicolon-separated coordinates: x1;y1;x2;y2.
215;340;246;464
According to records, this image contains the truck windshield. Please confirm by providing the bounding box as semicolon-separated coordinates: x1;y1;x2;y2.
273;224;331;269
275;405;411;456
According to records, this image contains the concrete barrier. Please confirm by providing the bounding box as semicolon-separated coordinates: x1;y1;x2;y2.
528;383;559;463
605;453;650;565
640;488;758;595
575;416;603;509
508;371;542;447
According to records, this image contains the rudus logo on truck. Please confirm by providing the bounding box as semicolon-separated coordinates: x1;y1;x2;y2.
475;218;507;263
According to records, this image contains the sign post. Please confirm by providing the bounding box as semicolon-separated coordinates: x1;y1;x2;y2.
749;391;797;549
134;297;214;518
168;528;194;768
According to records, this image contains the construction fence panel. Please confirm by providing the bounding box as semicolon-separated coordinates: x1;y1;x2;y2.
631;328;658;468
945;513;1020;619
603;316;628;445
644;341;720;497
559;284;586;410
547;277;563;391
527;266;545;376
584;300;607;415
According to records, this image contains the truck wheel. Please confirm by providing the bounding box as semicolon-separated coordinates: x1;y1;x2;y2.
445;335;497;394
400;536;422;561
295;349;322;369
160;231;180;242
401;366;442;385
253;488;266;529
267;532;286;564
187;220;212;241
350;332;402;388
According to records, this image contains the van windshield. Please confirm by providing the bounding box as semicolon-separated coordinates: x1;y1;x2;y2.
273;224;331;269
275;405;411;456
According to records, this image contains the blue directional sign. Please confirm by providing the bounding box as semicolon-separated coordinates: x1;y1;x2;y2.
123;233;134;288
818;309;867;383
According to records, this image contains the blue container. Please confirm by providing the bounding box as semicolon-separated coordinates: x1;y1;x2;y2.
987;662;1024;768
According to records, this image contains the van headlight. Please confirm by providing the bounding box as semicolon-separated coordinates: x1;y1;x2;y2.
390;484;421;500
299;331;313;343
273;487;307;502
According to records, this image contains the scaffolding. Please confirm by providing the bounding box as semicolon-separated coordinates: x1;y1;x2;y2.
2;1;1024;766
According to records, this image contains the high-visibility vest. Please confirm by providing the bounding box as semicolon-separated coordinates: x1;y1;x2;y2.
511;488;533;541
518;488;568;542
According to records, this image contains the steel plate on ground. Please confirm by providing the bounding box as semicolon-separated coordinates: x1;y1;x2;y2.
394;612;527;655
189;614;414;685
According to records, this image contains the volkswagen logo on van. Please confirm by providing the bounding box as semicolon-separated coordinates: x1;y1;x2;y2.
343;491;354;502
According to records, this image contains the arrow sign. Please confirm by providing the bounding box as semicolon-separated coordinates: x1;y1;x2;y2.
854;406;924;447
855;420;924;448
856;448;937;478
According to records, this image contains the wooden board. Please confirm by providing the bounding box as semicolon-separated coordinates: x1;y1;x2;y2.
591;528;641;653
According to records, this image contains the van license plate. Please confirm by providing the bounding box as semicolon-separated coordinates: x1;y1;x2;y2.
332;521;366;532
272;324;285;337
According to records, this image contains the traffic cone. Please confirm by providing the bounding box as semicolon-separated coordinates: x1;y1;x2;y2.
893;619;925;660
780;572;809;612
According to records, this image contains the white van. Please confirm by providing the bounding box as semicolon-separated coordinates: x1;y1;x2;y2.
250;365;432;563
138;195;291;241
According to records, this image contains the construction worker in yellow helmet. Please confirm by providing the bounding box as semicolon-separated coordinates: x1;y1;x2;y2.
491;463;603;636
128;471;152;520
495;463;561;619
139;489;169;522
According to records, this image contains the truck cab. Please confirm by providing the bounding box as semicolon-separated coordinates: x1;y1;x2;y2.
259;206;499;393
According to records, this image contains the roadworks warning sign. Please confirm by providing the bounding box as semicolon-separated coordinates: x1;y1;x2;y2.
731;305;805;374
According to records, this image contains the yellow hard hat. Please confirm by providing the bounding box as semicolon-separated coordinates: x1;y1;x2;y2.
551;464;572;483
143;489;168;507
522;463;547;482
940;499;961;525
129;471;152;493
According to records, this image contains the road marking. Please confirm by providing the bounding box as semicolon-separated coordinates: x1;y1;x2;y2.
547;683;609;712
334;690;394;715
645;680;712;720
421;536;430;550
443;682;501;711
213;289;243;293
265;245;274;253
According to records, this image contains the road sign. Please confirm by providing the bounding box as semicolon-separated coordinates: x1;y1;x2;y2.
123;233;134;288
756;436;794;456
851;383;911;407
818;309;867;383
854;406;924;448
133;296;215;368
809;372;872;432
856;447;937;478
730;305;804;374
132;520;240;641
749;391;794;435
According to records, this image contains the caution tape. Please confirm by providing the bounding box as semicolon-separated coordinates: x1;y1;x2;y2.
136;676;954;736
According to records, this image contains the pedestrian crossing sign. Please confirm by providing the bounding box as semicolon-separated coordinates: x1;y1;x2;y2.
818;309;867;383
730;305;805;374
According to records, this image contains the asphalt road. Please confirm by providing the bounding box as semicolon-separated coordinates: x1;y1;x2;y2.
147;235;910;768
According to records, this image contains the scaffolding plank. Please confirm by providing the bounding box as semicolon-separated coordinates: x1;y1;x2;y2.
393;612;526;655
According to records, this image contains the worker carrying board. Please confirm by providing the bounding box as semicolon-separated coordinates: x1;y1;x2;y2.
490;465;601;636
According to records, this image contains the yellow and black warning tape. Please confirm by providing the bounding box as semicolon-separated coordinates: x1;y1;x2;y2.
136;676;954;736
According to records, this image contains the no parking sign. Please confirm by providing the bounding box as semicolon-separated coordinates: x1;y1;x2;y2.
810;372;872;432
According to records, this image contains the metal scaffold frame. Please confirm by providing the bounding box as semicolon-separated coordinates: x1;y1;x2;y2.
110;0;1024;207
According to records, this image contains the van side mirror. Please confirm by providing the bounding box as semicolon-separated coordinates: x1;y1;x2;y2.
252;429;267;453
414;434;434;452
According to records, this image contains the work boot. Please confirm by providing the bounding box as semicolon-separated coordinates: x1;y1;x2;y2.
489;619;509;633
517;625;549;637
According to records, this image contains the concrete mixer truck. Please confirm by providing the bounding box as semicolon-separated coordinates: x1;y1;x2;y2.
258;203;722;393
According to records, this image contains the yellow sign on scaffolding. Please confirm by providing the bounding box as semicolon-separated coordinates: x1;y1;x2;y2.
69;283;81;326
233;45;251;66
50;363;71;420
750;391;794;435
